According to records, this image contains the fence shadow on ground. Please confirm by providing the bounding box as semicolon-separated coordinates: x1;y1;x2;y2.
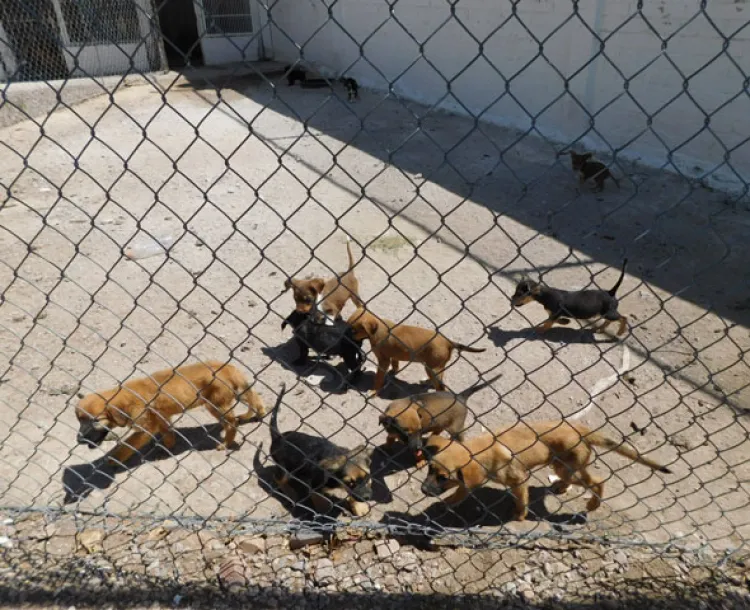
172;70;748;416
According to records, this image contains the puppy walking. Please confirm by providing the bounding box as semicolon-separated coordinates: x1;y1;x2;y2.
347;307;486;396
511;258;629;336
75;361;266;465
422;421;671;521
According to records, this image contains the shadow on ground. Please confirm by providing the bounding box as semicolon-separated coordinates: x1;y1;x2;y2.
173;67;748;413
62;419;265;504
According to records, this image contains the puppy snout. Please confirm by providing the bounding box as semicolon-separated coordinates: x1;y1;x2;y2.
421;479;443;497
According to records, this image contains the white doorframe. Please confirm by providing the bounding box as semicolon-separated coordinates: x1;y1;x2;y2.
49;0;152;77
195;0;267;65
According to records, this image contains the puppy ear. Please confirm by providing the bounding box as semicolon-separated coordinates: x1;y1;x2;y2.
319;454;347;473
456;467;466;485
309;278;326;295
367;318;379;336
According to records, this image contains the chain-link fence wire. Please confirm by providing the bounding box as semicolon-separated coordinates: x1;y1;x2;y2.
0;0;749;576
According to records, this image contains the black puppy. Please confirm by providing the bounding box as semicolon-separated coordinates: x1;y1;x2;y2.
270;384;373;516
340;77;359;102
567;151;620;192
284;65;307;86
281;309;365;379
511;258;629;336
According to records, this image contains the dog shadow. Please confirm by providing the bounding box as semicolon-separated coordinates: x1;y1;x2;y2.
487;325;619;347
381;486;587;531
261;342;427;397
251;444;347;522
370;443;420;504
261;341;375;395
62;420;263;505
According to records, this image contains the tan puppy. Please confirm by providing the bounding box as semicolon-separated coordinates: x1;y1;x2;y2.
347;308;486;396
75;361;266;465
379;372;503;465
422;421;671;521
284;239;362;320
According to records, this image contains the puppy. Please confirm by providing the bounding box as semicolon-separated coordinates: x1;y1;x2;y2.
284;65;307;86
284;239;362;320
422;421;671;521
511;258;629;336
379;372;503;465
347;307;486;396
340;77;359;102
269;384;373;516
281;309;365;379
567;151;620;192
75;361;266;465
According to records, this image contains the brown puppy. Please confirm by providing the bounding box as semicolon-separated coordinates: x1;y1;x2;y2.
347;307;486;396
75;361;266;465
422;421;671;521
284;239;362;320
567;151;619;192
379;372;503;466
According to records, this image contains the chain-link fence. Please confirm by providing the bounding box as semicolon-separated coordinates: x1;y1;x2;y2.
1;0;749;604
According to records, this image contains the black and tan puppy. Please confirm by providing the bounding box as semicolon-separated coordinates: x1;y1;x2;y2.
281;309;365;380
269;384;373;516
379;372;503;465
567;151;620;192
340;77;359;102
75;361;266;465
422;421;672;521
511;259;629;336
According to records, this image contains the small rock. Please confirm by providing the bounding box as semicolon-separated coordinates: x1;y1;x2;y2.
237;536;265;555
393;551;419;571
613;550;629;566
521;589;535;602
501;582;517;594
375;539;400;560
315;558;335;585
78;530;104;554
290;529;324;550
0;536;12;549
291;560;306;572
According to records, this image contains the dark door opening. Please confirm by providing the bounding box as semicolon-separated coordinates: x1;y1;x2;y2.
157;0;203;68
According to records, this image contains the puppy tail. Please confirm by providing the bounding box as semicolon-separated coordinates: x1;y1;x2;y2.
269;383;287;446
345;237;364;307
458;372;503;401
451;342;486;354
608;258;628;297
586;430;672;474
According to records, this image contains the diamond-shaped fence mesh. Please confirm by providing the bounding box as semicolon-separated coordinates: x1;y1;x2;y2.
0;0;749;604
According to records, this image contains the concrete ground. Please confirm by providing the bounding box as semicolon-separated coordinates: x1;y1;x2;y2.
0;70;748;553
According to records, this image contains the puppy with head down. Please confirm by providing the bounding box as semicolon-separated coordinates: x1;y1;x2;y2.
284;239;362;322
379;372;502;465
422;421;671;521
75;361;266;465
269;384;373;516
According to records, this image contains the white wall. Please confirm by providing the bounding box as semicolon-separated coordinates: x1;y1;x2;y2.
267;0;750;191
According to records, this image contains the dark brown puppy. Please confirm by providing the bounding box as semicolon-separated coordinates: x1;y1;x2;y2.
567;151;619;192
511;259;629;336
284;239;362;320
269;384;373;516
347;307;486;397
75;361;266;465
379;372;503;466
422;421;671;521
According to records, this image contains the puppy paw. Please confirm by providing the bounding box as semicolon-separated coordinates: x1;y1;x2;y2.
586;497;601;512
349;501;370;517
550;480;570;495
